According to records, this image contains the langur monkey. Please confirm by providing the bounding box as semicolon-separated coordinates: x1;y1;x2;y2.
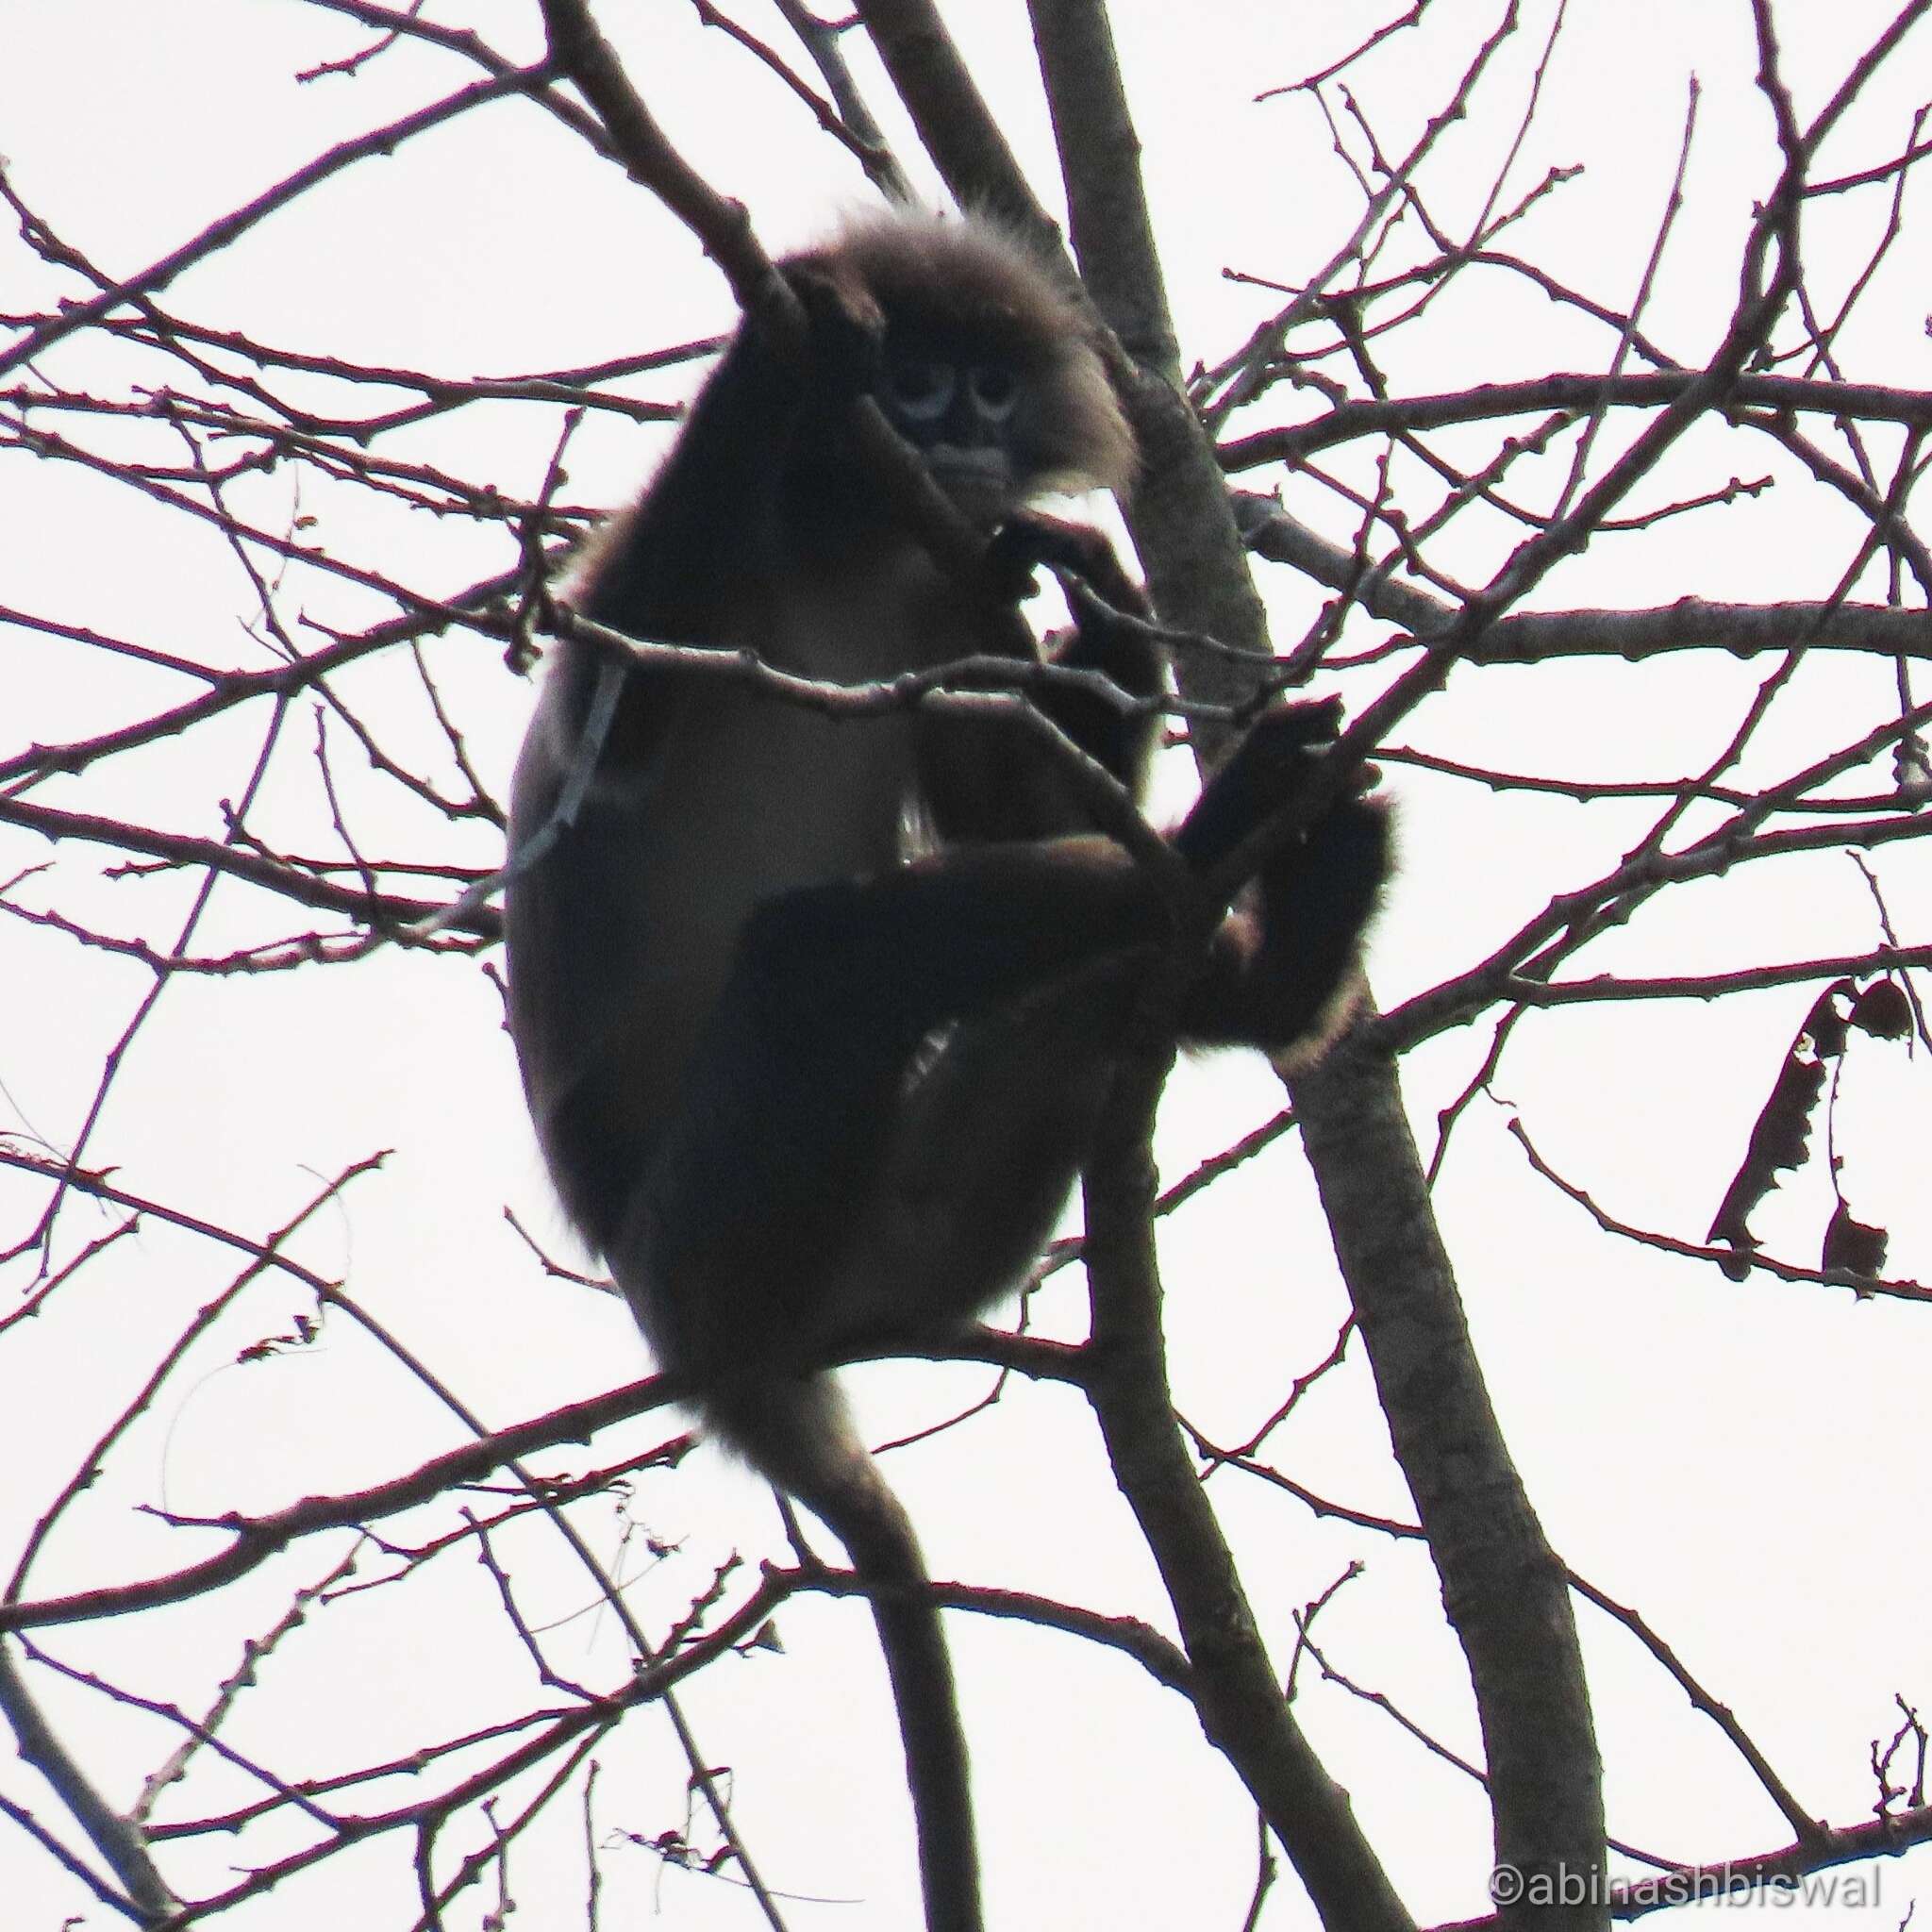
505;208;1390;1932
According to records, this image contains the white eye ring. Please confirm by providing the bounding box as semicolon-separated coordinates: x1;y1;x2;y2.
968;365;1018;423
887;359;956;423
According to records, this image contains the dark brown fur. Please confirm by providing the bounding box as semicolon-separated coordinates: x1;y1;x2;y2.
504;209;1388;1932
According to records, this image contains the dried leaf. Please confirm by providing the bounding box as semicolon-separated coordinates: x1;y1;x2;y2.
1823;1203;1888;1284
1807;982;1851;1059
1849;978;1911;1040
1707;981;1856;1277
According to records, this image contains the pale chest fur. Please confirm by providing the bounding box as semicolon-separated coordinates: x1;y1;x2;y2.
642;536;979;947
513;539;990;1146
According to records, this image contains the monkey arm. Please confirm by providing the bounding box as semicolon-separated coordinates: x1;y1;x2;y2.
1034;594;1165;794
916;514;1164;842
581;348;791;641
584;265;883;642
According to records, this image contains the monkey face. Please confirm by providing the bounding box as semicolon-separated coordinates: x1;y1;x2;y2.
785;209;1135;532
878;341;1026;525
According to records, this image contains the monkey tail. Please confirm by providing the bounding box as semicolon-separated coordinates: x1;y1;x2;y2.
704;1377;985;1932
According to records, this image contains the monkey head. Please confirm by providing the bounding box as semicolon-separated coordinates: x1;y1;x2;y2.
790;211;1137;532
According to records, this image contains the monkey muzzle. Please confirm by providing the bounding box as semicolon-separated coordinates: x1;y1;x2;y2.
924;445;1013;527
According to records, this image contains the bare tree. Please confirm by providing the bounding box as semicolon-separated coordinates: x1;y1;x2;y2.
4;3;1931;1928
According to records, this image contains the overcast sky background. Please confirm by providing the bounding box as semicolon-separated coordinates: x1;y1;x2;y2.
4;2;1932;1927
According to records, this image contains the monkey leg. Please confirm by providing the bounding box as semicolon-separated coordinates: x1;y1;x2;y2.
617;838;1167;1380
841;969;1131;1336
1175;699;1392;1054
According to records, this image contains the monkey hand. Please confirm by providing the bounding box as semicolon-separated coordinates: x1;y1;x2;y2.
982;511;1153;619
783;261;885;403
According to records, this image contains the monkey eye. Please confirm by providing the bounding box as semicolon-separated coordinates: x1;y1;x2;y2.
967;364;1019;422
885;356;957;423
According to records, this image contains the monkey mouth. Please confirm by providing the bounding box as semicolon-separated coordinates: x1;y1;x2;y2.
924;445;1011;525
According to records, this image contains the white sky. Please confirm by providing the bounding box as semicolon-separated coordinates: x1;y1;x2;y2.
4;2;1932;1928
